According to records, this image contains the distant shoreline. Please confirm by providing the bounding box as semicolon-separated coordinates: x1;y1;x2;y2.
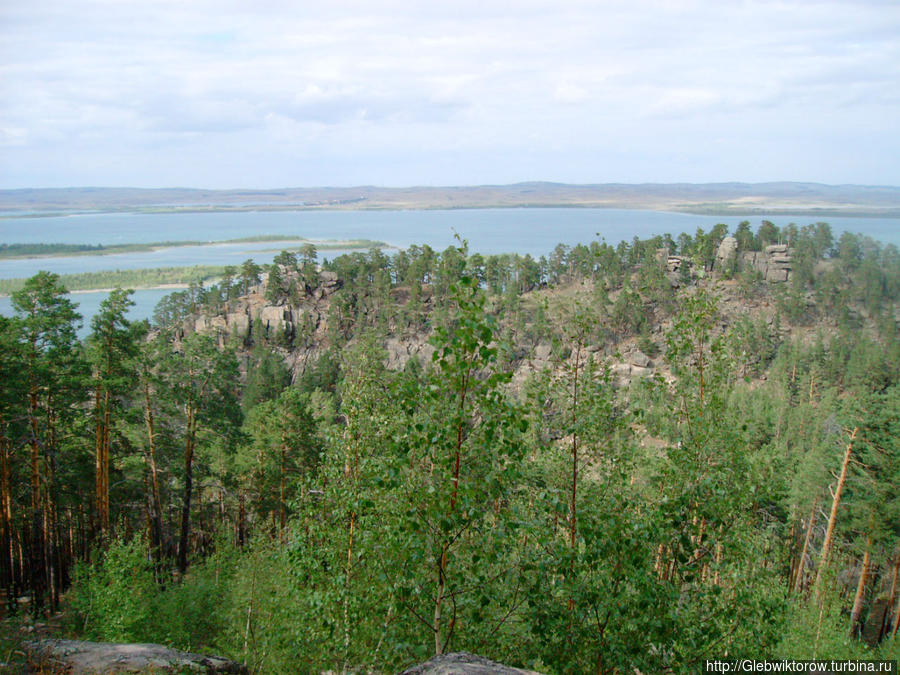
3;182;899;219
2;203;900;220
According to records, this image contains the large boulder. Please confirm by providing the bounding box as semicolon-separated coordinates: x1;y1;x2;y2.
398;652;547;675
25;639;247;674
630;350;651;368
715;236;738;270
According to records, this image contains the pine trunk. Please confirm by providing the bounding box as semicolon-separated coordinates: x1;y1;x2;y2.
792;498;818;593
892;567;900;640
178;404;196;575
279;439;287;534
849;539;871;637
143;377;164;560
814;427;857;596
0;423;14;607
94;387;103;545
880;552;900;642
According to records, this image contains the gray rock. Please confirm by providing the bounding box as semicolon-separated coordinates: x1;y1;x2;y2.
666;255;686;273
630;350;651;368
225;312;249;335
766;268;789;283
398;651;547;675
715;236;738;270
258;305;290;325
319;270;339;285
612;363;632;377
319;271;342;294
25;638;247;674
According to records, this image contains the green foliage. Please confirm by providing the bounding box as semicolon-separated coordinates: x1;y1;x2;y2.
776;590;874;660
238;387;320;526
70;538;159;643
390;274;530;654
6;220;900;674
730;313;780;376
241;345;290;411
71;536;236;651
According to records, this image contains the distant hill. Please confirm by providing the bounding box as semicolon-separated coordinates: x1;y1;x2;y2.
2;182;900;217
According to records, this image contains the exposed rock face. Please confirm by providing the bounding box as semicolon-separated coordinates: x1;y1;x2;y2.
740;244;794;283
183;271;338;379
25;639;248;674
715;236;738;270
398;652;547;675
384;335;435;369
225;311;250;336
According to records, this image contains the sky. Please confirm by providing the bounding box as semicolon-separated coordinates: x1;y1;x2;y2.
1;0;899;189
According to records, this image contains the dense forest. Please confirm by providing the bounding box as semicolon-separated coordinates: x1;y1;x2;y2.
1;220;899;673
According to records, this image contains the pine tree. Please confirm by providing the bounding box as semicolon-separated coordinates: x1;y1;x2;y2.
156;332;242;574
86;288;141;546
11;271;85;610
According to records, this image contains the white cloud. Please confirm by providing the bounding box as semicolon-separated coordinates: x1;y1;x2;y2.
1;0;899;186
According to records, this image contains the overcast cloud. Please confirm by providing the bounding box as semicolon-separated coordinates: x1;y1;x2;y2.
1;0;898;188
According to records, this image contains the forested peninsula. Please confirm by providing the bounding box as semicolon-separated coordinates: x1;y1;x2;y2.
1;221;899;673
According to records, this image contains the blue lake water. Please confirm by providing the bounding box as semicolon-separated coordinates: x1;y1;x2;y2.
3;208;899;254
1;208;897;332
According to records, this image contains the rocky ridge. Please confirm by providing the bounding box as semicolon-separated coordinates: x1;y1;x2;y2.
175;241;803;390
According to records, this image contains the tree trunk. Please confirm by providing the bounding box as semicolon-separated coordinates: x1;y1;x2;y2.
102;391;111;541
814;427;857;596
178;404;197;575
792;498;818;594
434;547;446;655
28;386;45;611
237;493;246;548
0;422;14;609
892;565;900;641
143;377;164;561
570;345;579;551
279;439;287;534
433;360;472;656
849;538;871;637
93;386;111;547
880;552;900;642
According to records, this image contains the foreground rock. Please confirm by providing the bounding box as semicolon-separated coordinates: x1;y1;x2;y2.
398;651;547;675
25;638;248;674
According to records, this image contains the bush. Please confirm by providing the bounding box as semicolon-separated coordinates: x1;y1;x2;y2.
69;537;158;643
69;536;235;652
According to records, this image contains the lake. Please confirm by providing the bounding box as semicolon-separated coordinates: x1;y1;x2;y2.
1;207;898;332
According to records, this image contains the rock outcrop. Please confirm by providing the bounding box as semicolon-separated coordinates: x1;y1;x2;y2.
713;238;794;282
25;638;248;674
398;651;547;675
714;236;738;270
181;270;340;374
739;244;794;283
